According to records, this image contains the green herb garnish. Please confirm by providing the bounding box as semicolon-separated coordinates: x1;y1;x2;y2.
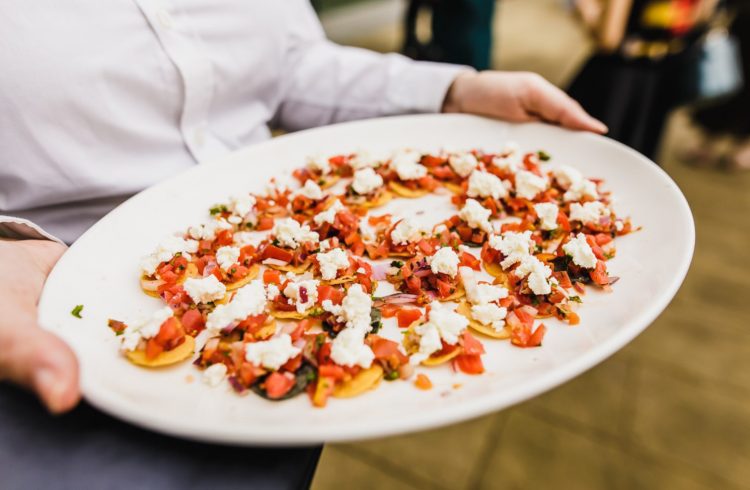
71;305;84;319
209;204;228;215
537;150;551;161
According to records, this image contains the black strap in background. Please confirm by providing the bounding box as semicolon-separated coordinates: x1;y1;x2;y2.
0;383;322;490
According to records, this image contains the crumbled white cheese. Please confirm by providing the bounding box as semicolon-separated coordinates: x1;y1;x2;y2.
140;235;199;276
306;155;331;175
216;246;240;271
359;221;376;243
266;283;280;299
319;239;333;252
563;233;598;269
283;279;320;314
228;194;256;218
515;255;553;296
552;165;583;189
569;201;609;224
203;363;228;387
120;306;174;352
272;218;319;249
448;152;479;178
392;150;427;180
467;170;508;200
206;280;267;331
350;150;386;170
429;247;460;278
514;170;548;200
188;218;233;241
459;198;492;232
488;231;535;268
244;334;301;370
390;218;426;245
564;178;599;202
461;267;509;305
322;284;373;330
183;275;227;304
534;202;559;231
330;327;374;368
313;200;345;226
296;179;324;200
471;303;508;332
351;168;384;195
411;302;468;364
491;152;522;173
615;220;624;232
317;248;350;280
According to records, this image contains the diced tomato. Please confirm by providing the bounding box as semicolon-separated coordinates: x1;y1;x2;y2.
585;234;607;260
281;353;303;373
397;308;422;328
417;239;435;255
414;373;433;390
554;271;573;290
404;275;422;293
370;337;400;360
263;268;281;285
435;279;453;299
317;284;345;305
262;245;294;263
145;338;164;360
317;342;332;366
215;229;234;246
181;309;205;335
548;290;567;304
528;324;547;346
454;354;484;374
460;331;485;356
379;304;401;318
514;307;536;328
368;214;391;226
318;364;346;380
290;320;311;342
590;260;609;286
421;155;445;167
265;372;295;399
459;252;481;270
155;317;182;346
595;233;613;246
257;216;275;231
237;314;268;332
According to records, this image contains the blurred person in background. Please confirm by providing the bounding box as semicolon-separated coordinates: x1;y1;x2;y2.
403;0;497;70
568;0;739;160
682;0;750;170
0;0;604;414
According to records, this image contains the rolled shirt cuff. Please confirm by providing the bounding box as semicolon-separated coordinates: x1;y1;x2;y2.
0;215;65;244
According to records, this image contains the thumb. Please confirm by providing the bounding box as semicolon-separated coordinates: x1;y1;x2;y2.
0;319;80;414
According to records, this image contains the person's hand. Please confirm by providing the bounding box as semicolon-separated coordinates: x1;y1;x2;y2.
443;71;608;134
0;239;79;413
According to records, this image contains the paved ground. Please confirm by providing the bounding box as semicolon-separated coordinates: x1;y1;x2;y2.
312;1;750;488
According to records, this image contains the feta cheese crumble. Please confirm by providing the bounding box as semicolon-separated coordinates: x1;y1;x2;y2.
350;150;386;170
351;167;384;195
564;178;599;202
244;334;301;371
317;248;350;280
489;231;535;268
296;179;324;201
283;279;320;314
552;165;583;189
470;303;508;332
534;202;559;230
411;302;469;364
330;327;375;368
188;218;232;241
228;194;256;218
467;170;508;200
321;284;373;330
461;267;509;305
206;280;267;331
216;246;240;271
391;150;427;180
306;154;331;175
140;235;199;276
390;218;426;245
183;275;227;304
514;170;548;200
563;233;598;269
121;306;174;352
203;363;228;387
569;201;609;224
313;200;345;226
429;247;460;278
515;255;553;296
459;198;492;232
448;152;479;177
272;218;319;249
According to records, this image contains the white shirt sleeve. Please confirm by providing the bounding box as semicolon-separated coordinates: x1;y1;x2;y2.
0;215;65;244
274;0;475;131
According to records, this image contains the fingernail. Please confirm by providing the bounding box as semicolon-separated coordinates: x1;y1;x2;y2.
33;367;68;414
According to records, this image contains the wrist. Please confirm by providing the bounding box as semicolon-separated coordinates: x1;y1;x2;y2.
441;71;478;114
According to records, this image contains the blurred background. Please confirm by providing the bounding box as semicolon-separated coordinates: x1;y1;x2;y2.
309;1;750;488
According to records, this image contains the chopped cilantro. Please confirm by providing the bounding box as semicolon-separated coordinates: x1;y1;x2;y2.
569;296;583;303
385;370;400;381
390;260;404;268
209;204;228;216
537;150;551;161
71;305;84;319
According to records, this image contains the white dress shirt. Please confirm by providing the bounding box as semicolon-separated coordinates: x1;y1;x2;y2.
0;1;467;244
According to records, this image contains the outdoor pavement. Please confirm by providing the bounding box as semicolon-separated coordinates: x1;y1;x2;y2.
312;1;750;488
